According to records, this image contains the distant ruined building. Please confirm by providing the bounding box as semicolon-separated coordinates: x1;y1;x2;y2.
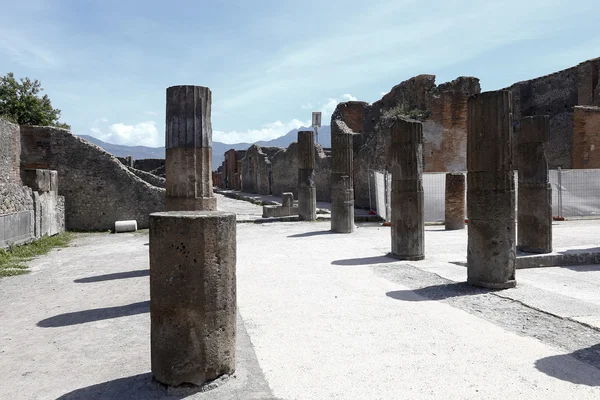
215;56;600;208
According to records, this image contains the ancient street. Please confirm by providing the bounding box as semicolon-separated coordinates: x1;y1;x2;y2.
1;194;600;399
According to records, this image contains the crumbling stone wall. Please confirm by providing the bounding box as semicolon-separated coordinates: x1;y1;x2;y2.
342;75;480;208
1;119;66;247
134;158;164;173
573;106;600;168
505;58;600;169
270;142;332;202
241;145;279;194
127;166;166;188
20;126;164;230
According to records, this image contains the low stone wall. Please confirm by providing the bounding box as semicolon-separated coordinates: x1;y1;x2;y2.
20;126;165;230
134;158;164;173
127;166;166;188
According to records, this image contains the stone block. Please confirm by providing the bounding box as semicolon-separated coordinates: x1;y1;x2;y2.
22;169;55;192
115;220;138;233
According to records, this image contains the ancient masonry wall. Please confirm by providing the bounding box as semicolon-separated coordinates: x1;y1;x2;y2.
506;57;600;169
1;119;66;247
346;76;480;208
241;145;274;194
573;106;600;168
20;126;165;230
0;119;34;246
127;166;166;188
270;143;332;202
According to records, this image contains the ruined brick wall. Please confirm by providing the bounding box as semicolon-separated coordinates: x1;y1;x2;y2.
20;126;165;230
270;142;332;202
572;106;600;168
506;67;578;169
241;145;273;194
577;58;600;107
349;75;480;208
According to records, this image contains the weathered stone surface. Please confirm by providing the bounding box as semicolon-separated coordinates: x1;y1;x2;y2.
352;76;480;208
572;106;600;168
0;118;21;185
166;86;212;149
331;118;358;233
445;172;465;230
518;116;552;254
467;90;516;289
165;86;215;211
149;211;236;387
20;126;163;230
297;131;316;221
22;169;56;193
282;192;294;208
389;118;424;260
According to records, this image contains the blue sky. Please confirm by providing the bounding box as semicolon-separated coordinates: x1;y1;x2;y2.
1;0;599;146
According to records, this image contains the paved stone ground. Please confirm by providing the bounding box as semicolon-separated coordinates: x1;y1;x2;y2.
1;199;600;399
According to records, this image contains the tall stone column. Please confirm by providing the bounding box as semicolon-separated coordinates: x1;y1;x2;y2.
165;85;216;211
518;115;552;253
467;90;516;289
297;130;316;221
389;118;424;260
150;85;236;389
445;172;465;230
150;211;236;387
331;120;357;233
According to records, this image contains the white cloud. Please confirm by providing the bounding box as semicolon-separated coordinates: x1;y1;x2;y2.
214;93;357;144
214;119;310;144
301;103;314;110
144;110;158;116
88;120;161;147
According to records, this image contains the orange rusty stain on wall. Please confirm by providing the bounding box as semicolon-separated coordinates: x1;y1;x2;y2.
573;106;600;168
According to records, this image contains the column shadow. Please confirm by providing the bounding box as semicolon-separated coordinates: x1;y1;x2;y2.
287;230;334;238
37;301;150;328
56;373;187;400
535;344;600;386
332;255;398;266
74;269;149;283
386;282;491;302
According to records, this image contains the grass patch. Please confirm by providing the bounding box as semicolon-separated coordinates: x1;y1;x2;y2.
0;232;73;277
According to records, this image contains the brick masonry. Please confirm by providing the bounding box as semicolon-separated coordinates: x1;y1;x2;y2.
573;106;600;168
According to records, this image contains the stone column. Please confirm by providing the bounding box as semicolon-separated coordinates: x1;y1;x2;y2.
165;85;216;211
331;120;357;233
297;130;316;221
389;118;424;260
445;172;465;230
518;115;552;253
150;211;236;387
236;160;243;190
467;90;516;289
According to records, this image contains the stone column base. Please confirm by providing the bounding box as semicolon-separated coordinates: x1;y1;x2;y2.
149;211;236;387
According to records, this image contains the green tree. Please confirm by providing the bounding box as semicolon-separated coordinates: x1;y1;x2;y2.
0;72;70;129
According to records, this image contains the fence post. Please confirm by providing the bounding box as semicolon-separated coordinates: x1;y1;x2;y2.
557;167;563;219
368;169;372;212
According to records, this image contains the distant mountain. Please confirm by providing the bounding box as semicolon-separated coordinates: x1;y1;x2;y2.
77;125;331;171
